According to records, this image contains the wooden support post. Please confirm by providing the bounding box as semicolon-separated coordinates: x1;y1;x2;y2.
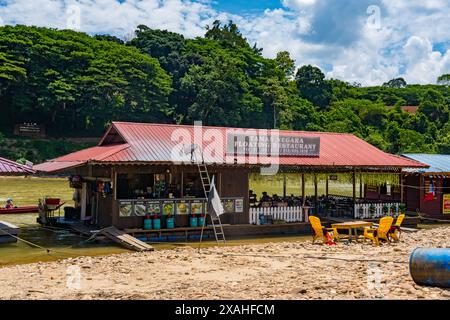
283;174;287;198
180;170;184;198
352;169;357;218
325;176;329;196
301;173;305;205
314;174;318;215
400;174;404;203
80;182;87;221
359;172;363;199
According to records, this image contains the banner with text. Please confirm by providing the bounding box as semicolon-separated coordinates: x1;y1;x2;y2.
226;133;320;157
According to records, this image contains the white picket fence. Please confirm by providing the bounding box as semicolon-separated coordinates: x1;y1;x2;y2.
354;202;400;219
249;206;307;225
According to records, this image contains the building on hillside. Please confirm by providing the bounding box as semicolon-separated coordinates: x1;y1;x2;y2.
387;105;419;115
33;122;427;235
402;154;450;220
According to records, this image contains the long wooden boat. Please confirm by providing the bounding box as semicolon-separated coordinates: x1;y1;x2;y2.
0;221;19;244
0;206;39;214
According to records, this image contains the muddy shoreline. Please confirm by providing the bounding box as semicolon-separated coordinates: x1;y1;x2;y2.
0;226;449;300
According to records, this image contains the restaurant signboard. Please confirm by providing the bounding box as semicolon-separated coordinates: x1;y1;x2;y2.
443;194;450;215
226;133;320;157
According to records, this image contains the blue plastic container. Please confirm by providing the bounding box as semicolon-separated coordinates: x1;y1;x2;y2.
190;217;198;228
409;248;450;288
153;218;161;230
166;217;175;229
143;219;152;230
198;217;206;228
259;214;266;225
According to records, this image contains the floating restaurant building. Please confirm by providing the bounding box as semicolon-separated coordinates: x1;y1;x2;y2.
34;122;427;234
402;154;450;220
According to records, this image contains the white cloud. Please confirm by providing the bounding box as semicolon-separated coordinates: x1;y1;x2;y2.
1;0;450;85
402;36;450;84
282;0;316;10
0;0;217;38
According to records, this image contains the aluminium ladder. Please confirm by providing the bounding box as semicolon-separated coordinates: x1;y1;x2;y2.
191;146;226;244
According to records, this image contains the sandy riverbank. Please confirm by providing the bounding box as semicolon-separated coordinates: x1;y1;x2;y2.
0;226;449;300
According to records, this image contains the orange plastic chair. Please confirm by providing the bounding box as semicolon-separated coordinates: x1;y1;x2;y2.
389;214;405;242
309;216;340;244
364;216;394;245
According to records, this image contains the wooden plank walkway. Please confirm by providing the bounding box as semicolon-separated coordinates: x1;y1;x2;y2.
94;227;154;252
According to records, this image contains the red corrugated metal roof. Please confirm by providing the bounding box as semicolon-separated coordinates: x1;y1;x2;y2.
33;144;129;173
34;121;427;173
0;157;35;175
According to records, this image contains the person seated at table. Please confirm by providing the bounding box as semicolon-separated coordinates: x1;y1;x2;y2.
260;192;271;202
287;194;296;206
5;198;14;209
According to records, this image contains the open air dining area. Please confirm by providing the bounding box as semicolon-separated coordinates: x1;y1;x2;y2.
248;170;406;226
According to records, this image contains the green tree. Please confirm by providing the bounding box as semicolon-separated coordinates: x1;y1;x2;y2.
436;133;450;153
295;65;331;109
418;89;449;127
0;25;172;134
437;74;450;86
383;78;407;88
275;51;295;78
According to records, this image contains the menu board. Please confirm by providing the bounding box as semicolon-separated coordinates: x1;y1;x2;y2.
119;201;133;217
177;201;190;215
235;198;244;213
223;199;235;213
147;201;161;215
444;194;450;214
162;201;175;216
134;201;146;216
191;201;204;215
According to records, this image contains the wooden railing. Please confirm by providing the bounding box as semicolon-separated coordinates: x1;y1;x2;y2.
249;206;308;225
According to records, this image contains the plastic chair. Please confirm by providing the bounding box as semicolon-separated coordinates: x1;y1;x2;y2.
364;216;394;245
389;214;405;242
309;216;340;244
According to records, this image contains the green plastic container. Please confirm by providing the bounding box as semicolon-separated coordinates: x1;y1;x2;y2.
153;218;161;230
166;217;175;229
198;216;206;227
190;217;198;228
143;219;152;230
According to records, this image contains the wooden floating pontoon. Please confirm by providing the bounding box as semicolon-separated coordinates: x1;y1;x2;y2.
89;226;154;252
125;226;216;241
0;221;20;244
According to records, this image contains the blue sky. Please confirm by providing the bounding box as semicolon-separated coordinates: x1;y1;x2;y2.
211;0;281;14
1;0;450;85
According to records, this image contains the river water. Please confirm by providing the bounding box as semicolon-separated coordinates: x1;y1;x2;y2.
0;177;313;266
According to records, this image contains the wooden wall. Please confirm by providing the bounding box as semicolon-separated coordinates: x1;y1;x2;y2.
420;177;444;217
405;175;420;213
104;164;250;229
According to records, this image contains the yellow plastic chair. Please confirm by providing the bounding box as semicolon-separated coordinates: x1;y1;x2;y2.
389;214;405;242
309;216;340;244
364;216;394;245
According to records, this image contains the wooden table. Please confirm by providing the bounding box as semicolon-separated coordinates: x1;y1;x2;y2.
331;221;373;242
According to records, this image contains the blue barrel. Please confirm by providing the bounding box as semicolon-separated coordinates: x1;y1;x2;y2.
166;217;175;229
198;217;206;228
153;218;161;230
409;248;450;288
259;214;266;225
190;217;198;228
143;219;152;230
